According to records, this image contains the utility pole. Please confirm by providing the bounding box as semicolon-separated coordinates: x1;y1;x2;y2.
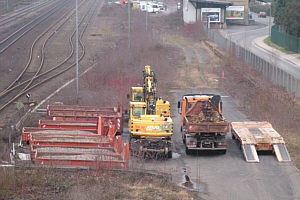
146;3;148;31
269;4;272;36
128;0;131;49
76;0;79;101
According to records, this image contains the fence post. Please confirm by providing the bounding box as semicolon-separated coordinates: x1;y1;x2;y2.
295;79;300;97
286;73;290;92
278;68;281;86
271;63;275;81
276;66;279;84
290;75;293;93
283;71;286;88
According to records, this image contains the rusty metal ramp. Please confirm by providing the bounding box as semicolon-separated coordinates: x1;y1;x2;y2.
273;144;291;162
242;144;259;163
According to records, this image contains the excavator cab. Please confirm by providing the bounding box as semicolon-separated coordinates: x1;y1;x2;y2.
131;87;144;102
129;102;146;120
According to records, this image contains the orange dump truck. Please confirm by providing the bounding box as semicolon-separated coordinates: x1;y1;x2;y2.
231;121;291;162
178;94;229;154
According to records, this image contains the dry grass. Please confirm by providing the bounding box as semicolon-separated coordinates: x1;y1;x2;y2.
215;49;300;168
0;167;196;200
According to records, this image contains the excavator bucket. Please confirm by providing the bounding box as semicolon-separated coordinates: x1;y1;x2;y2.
242;144;259;163
273;144;291;162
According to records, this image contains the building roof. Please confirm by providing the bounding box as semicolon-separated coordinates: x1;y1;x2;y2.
189;0;232;6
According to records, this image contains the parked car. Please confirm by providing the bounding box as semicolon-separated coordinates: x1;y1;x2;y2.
146;3;159;13
258;12;267;18
208;14;219;21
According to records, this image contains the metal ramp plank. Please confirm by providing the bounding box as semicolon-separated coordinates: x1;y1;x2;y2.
273;144;291;162
242;144;259;162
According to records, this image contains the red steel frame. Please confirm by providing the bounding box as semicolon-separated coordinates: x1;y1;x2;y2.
46;104;123;133
23;117;114;142
38;120;97;130
31;137;130;168
23;104;129;168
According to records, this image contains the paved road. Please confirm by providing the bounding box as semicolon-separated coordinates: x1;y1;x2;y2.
124;41;300;200
219;14;300;77
125;88;300;200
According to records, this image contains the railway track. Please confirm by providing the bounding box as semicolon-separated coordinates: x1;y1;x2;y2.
0;0;99;113
0;0;87;96
0;0;57;27
0;0;71;54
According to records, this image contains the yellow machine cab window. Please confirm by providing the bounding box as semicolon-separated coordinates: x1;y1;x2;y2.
132;106;146;117
134;91;144;101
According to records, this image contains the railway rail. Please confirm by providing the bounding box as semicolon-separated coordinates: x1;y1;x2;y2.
0;0;71;54
0;0;99;113
0;0;57;28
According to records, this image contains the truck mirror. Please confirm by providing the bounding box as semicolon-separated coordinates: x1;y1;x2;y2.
220;102;223;113
177;101;181;114
127;94;130;99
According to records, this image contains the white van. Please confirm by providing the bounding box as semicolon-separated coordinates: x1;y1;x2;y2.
147;2;159;13
139;1;147;11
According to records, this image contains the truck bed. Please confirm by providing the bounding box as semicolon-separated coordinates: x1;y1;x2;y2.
185;116;229;133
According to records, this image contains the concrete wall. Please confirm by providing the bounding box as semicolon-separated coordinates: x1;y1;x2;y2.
183;0;198;24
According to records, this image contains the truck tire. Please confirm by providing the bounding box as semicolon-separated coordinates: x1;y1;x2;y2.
221;150;227;154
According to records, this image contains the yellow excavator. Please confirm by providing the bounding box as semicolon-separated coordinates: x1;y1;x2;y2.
129;65;173;158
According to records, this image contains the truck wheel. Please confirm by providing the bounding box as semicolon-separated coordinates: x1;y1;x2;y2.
168;151;172;158
221;150;227;154
182;137;186;144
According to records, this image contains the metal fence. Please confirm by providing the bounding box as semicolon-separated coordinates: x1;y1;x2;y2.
271;25;300;53
203;25;300;97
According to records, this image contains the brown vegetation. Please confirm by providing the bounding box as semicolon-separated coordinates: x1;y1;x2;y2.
0;167;196;200
214;45;300;168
